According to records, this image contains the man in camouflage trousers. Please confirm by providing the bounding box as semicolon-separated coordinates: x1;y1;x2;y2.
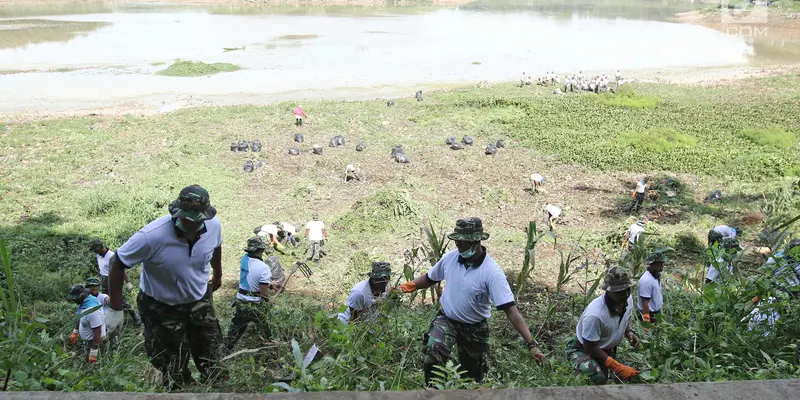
398;217;546;385
567;266;640;385
109;185;224;390
225;237;275;350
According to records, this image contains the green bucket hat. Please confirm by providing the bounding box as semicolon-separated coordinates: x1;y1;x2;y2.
447;217;490;242
244;237;268;252
601;266;633;292
368;261;392;281
646;252;667;265
88;239;105;252
85;277;101;287
67;284;87;301
168;185;217;222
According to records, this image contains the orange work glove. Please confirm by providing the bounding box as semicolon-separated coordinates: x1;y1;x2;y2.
70;329;79;345
604;356;639;380
752;296;760;304
88;348;98;363
631;191;636;198
399;281;417;293
642;313;651;323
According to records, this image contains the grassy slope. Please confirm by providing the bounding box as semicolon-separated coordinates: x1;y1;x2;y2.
1;75;799;391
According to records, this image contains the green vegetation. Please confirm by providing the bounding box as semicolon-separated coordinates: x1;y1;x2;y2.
275;34;319;40
150;61;166;67
592;87;662;108
739;126;796;149
2;74;800;392
157;60;241;77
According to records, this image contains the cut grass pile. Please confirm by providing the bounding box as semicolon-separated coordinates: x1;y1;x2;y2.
157;60;241;77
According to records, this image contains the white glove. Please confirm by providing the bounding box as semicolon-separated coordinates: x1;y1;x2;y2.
125;282;134;292
105;309;124;335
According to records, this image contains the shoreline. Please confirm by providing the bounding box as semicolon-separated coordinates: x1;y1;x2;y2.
2;63;799;123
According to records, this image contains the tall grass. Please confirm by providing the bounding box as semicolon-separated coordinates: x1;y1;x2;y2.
157;60;241;77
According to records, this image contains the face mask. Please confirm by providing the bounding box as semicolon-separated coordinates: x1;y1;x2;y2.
176;219;205;233
459;243;477;259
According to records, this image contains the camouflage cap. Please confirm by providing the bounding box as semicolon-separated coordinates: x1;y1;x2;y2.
447;217;490;242
67;284;88;301
88;239;105;252
368;261;392;281
601;266;633;292
168;185;217;222
85;277;101;287
722;238;741;251
244;237;268;252
311;213;319;220
646;252;667;265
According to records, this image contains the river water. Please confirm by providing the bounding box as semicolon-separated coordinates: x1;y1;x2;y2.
0;1;797;113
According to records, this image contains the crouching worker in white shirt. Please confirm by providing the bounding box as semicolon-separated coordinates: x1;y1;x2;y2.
567;266;640;385
338;262;391;325
398;217;547;386
67;284;105;363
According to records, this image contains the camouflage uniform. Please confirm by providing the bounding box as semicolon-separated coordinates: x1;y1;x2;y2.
138;284;223;387
565;336;615;385
423;311;490;384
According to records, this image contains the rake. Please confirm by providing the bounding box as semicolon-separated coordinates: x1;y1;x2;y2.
273;261;313;299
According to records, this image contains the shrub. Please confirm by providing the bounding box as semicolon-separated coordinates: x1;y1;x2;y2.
739;126;796;149
157;60;240;77
617;129;697;152
593;87;662;108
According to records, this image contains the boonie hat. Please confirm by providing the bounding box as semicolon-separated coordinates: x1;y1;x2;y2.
85;277;101;287
168;185;217;222
601;266;633;292
244;237;268;252
68;284;87;301
368;261;392;281
447;217;490;242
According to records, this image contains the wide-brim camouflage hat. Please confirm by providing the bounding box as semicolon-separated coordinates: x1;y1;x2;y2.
447;217;490;242
88;239;104;252
168;185;217;222
67;284;87;301
85;277;101;287
244;237;268;252
646;252;667;265
601;266;633;292
367;261;392;280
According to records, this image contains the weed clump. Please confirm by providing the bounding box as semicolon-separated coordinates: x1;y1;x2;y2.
157;60;241;77
617;129;697;152
335;189;435;235
739;126;796;149
594;87;661;108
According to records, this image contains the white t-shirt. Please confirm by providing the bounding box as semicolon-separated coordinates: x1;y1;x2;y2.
427;249;515;324
766;252;800;288
628;223;645;244
530;174;544;185
713;225;737;239
116;215;223;306
546;205;562;218
237;256;272;303
306;220;325;241
258;224;279;237
706;257;733;282
281;222;297;234
637;270;663;313
576;294;634;350
337;279;389;324
97;250;114;277
635;180;647;193
79;307;106;341
95;293;110;313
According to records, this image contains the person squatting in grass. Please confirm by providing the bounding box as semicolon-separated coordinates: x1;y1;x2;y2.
67;284;105;364
338;261;392;325
88;239;142;326
108;185;224;390
225;237;277;350
398;217;547;385
566;266;640;385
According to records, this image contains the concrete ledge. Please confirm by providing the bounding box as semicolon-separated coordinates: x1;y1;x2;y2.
4;379;800;399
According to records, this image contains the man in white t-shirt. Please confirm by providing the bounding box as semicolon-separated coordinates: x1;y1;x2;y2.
89;239;142;326
567;266;640;385
544;204;562;231
624;220;646;250
280;222;298;247
255;223;286;254
305;214;327;262
86;277;124;346
338;262;391;324
706;238;739;283
225;237;275;350
628;176;649;213
530;173;545;194
108;185;224;389
398;218;546;385
68;284;105;364
638;253;665;327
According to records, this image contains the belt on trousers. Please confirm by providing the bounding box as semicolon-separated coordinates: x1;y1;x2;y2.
238;288;261;297
572;339;615;354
